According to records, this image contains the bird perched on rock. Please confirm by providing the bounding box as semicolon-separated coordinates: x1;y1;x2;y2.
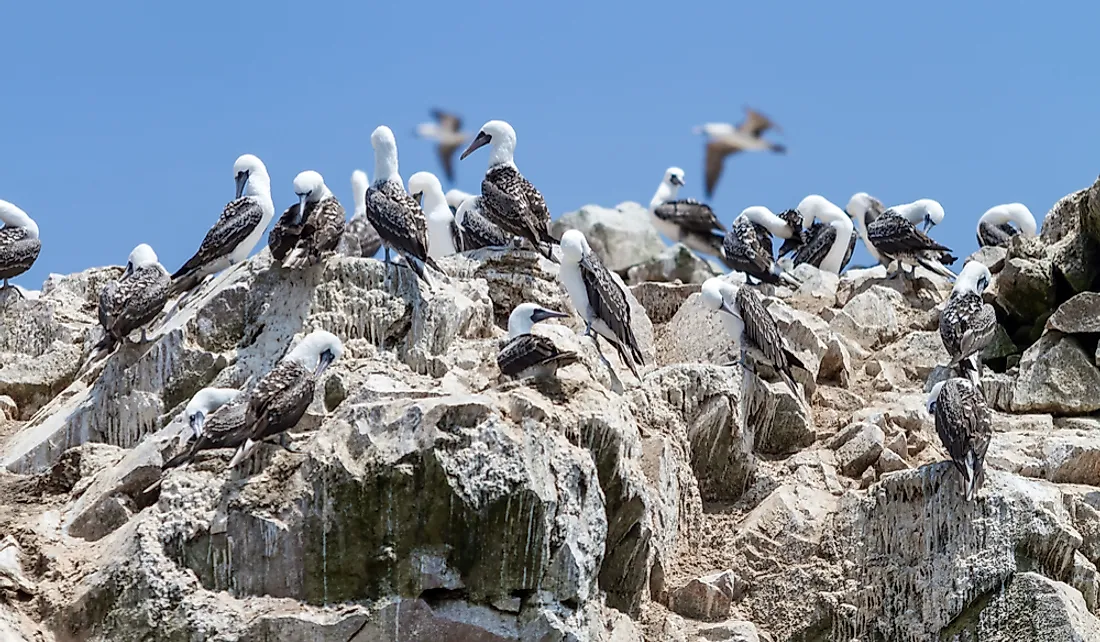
0;199;41;295
866;206;956;281
337;170;383;258
846;192;888;264
787;195;856;275
700;275;804;401
96;244;170;352
939;261;997;386
415;109;468;185
409;171;464;259
693;107;786;198
162;401;248;471
175;387;241;447
269;171;345;269
460;120;557;261
723;207;801;286
497;303;579;379
171;154;275;296
451;192;509;251
559;230;645;379
648;167;727;263
228;329;344;468
977;203;1037;248
927;377;992;502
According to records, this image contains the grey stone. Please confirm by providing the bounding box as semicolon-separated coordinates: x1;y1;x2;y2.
629;281;699;325
834;423;885;478
1048;292;1100;334
829;286;903;350
551;202;666;272
1013;332;1100;415
668;570;744;622
966;245;1008;273
986;430;1100;485
991;256;1055;325
625;243;720;286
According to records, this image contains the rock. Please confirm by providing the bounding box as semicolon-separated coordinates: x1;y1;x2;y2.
966;245;1008;273
829;286;903;350
656;293;735;367
986;430;1100;485
693;619;765;642
0;396;16;421
875;448;909;474
879;330;950;381
817;334;852;387
991;256;1055;324
965;572;1100;641
551;202;666;272
0;536;35;595
755;382;814;456
625;243;719;286
836;265;894;307
1048;292;1100;334
440;247;566;330
787;264;838;313
629;282;699;325
764;301;830;383
1013;332;1100;415
65;438;164;541
668;570;744;622
833;423;885;478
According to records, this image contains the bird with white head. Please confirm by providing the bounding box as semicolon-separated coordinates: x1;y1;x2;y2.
409;171;463;259
270;170;345;269
977;203;1037;248
0;199;42;294
648;167;728;262
497;302;579;379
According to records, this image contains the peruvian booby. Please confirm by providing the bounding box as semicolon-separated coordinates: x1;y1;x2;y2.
96;244;170;352
789;195;856;275
559;230;645;378
365;126;443;283
0;200;41;294
409;171;464;259
939;261;997;386
649;167;727;260
497;303;580;379
722;207;800;286
453;192;509;251
866;207;956;280
269;171;346;269
889;199;945;233
176;387;241;448
228;329;344;468
415;109;468;184
171;155;275;295
977;203;1037;248
338;170;383;258
846;192;888;264
927;378;992;502
162;400;248;470
700;276;804;401
445;189;476;215
692;107;786;198
460;120;557;261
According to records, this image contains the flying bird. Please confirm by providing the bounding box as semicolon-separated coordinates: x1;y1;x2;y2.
939;261;997;386
409;171;464;260
337;170;383;259
415;109;468;184
460;120;557;261
558;230;645;378
0;200;41;295
648;167;727;261
700;275;804;401
269;171;345;269
365;126;443;283
722;207;800;286
170;154;275;296
977;203;1037;248
693;107;786;198
927;378;992;502
228;330;344;468
787;195;856;275
497;303;580;379
96;244;170;352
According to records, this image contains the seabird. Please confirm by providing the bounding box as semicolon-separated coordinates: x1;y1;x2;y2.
460;120;557;261
176;387;241;448
162;401;248;470
228;329;344;468
269;171;346;269
337;170;383;258
95;243;170;352
889;198;945;233
365;125;443;283
866;206;956;280
939;261;997;386
722;207;800;286
559;230;645;378
444;189;476;215
977;203;1037;248
700;276;804;401
453;192;509;251
409;171;464;260
789;195;856;275
497;303;580;379
415;109;468;184
846;192;888;263
927;378;992;502
648;167;727;260
693;107;786;198
0;200;41;295
170;154;275;295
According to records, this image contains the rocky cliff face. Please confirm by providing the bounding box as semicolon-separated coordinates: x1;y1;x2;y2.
2;185;1100;641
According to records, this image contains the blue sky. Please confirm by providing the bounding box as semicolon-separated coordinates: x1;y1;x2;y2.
3;1;1098;287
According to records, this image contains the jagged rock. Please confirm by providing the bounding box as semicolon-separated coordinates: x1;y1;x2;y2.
787;264;838;313
693;619;766;642
0;536;35;595
1048;292;1100;334
625;243;720;286
817;334;852;387
836;265;893;307
986;430;1100;485
879;330;950;380
0;396;16;421
755;382;814;456
829;286;903;350
764;301;830;383
963;572;1100;641
667;570;745;622
991;256;1056;325
1013;332;1100;415
966;245;1008;273
832;423;884;478
875;448;909;474
440;248;566;329
656;293;735;367
551;202;666;272
629;281;699;325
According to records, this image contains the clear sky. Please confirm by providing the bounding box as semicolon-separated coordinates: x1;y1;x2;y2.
3;1;1098;288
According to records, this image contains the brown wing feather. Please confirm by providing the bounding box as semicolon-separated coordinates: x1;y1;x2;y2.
737;107;780;137
580;252;644;366
705;140;738;198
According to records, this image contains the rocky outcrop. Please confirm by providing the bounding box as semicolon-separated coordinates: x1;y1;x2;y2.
551;202;666;273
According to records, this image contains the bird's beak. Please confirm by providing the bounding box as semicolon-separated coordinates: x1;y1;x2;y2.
922;216;934;233
460;131;492;160
721;302;738;318
235;173;248;199
413;191;424;206
292;195;308;226
123;261;134;278
531;308;568;323
314;349;335;378
188;412;205;437
671;176;685;187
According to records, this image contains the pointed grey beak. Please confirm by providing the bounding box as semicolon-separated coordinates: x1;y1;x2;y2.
313;350;335;378
922;216;934;233
123;261;134;278
188;412;205;438
531;308;568;324
671;176;685;187
720;301;739;318
413;191;424;206
460;131;492;160
292;194;308;226
235;172;248;199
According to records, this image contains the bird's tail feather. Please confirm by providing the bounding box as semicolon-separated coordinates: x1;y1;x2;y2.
616;342;641;380
917;255;956;280
964;451;982;501
162;450;191;471
227;439;255;468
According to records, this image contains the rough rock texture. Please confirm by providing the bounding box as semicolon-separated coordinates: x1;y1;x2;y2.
6;184;1100;642
552;202;667;273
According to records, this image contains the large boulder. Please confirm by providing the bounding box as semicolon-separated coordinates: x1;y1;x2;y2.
551;202;666;272
1012;332;1100;415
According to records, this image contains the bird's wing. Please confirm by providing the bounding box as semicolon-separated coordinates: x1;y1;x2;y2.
704;140;738;198
652;199;725;236
580;252;643;364
792;222;836;268
867;214;952;255
174;198;265;278
106;266;170;338
751;222;775;254
297;198;346;258
438;142;459;184
268;203;307;261
458;201;510;249
935;379;992;473
0;228;40;276
450;217;466;253
737;107;779;137
366;182;431;262
497;333;577;376
339;214;382;258
433;109;462;133
977;220;1017;248
958;300;999;361
246;361;314;442
483;166;554;245
724;220;779;283
736;287;789;372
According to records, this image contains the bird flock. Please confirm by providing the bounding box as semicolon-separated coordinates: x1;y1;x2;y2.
0;108;1040;500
